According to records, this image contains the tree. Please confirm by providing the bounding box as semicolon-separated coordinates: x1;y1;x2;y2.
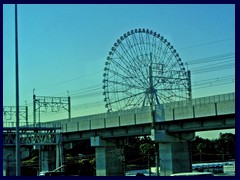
215;133;235;161
191;133;235;163
197;142;205;162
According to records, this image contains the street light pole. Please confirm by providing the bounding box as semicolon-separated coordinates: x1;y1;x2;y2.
15;4;21;176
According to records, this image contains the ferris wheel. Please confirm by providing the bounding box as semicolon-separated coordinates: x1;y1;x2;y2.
103;28;191;112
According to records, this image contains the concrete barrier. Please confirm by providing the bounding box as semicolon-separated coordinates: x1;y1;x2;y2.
78;120;91;131
91;118;105;129
65;122;78;132
119;114;135;126
174;106;194;120
106;116;119;127
195;103;216;118
217;101;235;115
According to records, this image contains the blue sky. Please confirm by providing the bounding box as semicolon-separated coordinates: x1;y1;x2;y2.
3;4;235;138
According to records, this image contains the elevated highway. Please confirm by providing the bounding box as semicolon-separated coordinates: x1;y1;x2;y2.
3;92;235;176
38;92;234;141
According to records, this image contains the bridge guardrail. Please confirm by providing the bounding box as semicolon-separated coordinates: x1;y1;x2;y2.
3;93;235;130
164;92;234;108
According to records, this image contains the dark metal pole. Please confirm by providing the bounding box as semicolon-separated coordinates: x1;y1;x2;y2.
149;53;160;176
33;91;36;126
155;144;160;176
26;106;28;127
149;53;155;130
15;4;21;176
148;153;151;176
68;96;71;120
188;70;192;99
7;154;12;176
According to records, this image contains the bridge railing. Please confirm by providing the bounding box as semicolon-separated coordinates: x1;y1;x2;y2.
3;93;235;131
3;121;29;128
164;92;235;108
3;121;62;128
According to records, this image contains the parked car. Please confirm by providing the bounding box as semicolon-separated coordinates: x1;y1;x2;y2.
38;171;65;176
170;172;214;176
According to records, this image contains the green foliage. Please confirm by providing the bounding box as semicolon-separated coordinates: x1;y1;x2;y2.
191;133;235;163
63;140;95;175
19;133;235;175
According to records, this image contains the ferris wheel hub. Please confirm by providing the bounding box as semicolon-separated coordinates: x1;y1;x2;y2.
146;87;157;94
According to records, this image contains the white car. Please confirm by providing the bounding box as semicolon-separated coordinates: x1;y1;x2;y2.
170;172;214;176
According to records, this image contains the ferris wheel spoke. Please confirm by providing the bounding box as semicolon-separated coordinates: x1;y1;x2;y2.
156;39;163;61
164;52;175;70
117;42;138;68
123;92;145;110
139;33;148;55
113;50;149;87
132;34;144;58
160;45;169;63
131;93;146;108
121;41;150;87
108;68;131;80
111;58;143;86
142;93;148;106
135;55;152;85
113;52;138;80
136;33;145;54
108;91;145;106
145;34;150;53
156;85;182;100
152;37;157;58
162;88;185;100
125;36;146;70
107;80;144;90
146;34;153;55
154;91;161;105
156;92;174;104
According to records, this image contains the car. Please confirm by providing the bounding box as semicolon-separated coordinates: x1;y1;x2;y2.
38;171;65;176
125;169;157;176
170;172;214;176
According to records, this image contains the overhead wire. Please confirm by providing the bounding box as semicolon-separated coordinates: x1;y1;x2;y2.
177;37;234;50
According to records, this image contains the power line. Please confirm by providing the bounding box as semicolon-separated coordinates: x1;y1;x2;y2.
178;37;234;51
191;63;234;74
187;52;234;65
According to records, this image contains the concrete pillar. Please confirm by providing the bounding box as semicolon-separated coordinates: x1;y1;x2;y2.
151;130;194;176
91;136;124;176
56;143;63;171
159;142;192;176
3;148;15;176
39;146;61;172
41;151;49;172
3;147;30;176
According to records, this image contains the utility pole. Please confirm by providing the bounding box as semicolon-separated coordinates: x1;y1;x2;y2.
33;94;71;124
3;106;28;126
15;3;21;176
187;70;192;99
149;53;160;176
33;89;36;126
67;91;71;120
149;53;154;130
